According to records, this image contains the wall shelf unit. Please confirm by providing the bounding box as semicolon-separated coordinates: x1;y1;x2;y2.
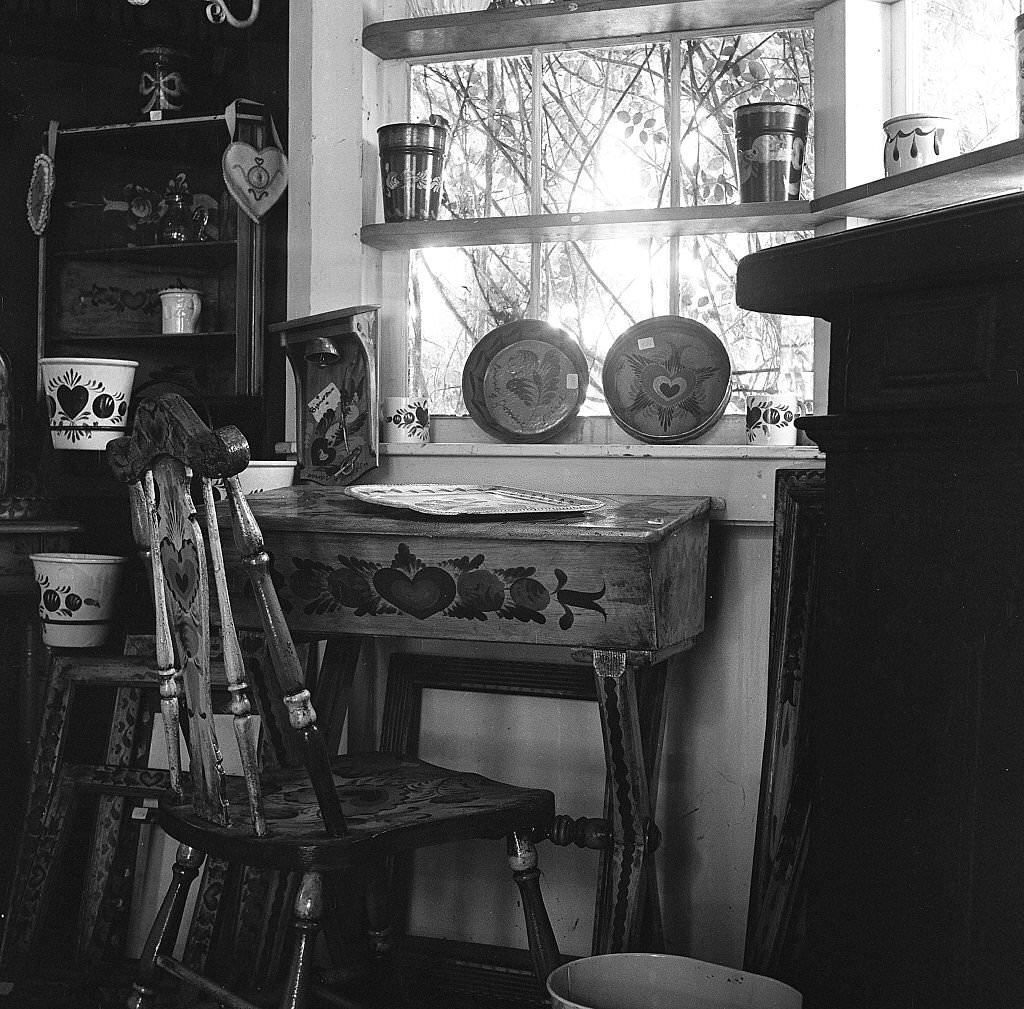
38;107;283;454
363;0;835;61
360;138;1024;251
51;241;238;269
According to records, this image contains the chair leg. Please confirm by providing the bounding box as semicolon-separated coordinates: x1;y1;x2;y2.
508;829;560;986
126;843;205;1009
279;871;325;1009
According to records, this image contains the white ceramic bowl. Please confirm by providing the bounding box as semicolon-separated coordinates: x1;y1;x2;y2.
39;357;138;451
233;460;297;495
882;114;957;176
30;552;128;648
547;953;802;1009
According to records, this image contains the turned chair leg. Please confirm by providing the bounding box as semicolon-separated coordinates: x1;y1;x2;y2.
126;843;205;1009
280;871;325;1009
508;829;560;986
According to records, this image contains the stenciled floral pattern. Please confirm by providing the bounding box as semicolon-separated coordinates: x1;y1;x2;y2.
382;400;429;442
384;168;443;195
746;397;796;439
738;132;806;199
285;542;607;630
35;572;102;620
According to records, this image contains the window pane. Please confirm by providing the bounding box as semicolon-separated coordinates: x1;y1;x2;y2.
683;233;815;413
915;0;1019;150
410;233;814;417
540;237;673;413
410;245;532;414
411;57;533;218
541;45;671;213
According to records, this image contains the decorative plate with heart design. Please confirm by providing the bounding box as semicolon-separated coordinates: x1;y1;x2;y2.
462;321;589;443
601;316;732;443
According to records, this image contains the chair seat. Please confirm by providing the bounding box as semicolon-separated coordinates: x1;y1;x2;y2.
159;751;555;873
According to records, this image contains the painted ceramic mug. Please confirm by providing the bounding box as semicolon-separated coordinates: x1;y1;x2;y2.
746;392;799;446
159;287;202;334
882;114;957;176
40;357;138;451
381;396;430;445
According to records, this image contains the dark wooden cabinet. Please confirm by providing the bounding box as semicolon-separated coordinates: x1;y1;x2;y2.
38;107;283;455
735;193;1024;1009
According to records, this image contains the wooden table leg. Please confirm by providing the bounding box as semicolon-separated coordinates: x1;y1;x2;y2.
590;649;666;954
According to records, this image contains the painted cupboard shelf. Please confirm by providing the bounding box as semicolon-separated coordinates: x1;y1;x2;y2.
361;139;1024;250
363;0;835;61
58;330;234;342
52;241;237;268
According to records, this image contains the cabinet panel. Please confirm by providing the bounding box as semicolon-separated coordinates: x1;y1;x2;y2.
735;192;1024;1009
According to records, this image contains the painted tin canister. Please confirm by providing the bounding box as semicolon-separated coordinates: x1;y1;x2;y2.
377;118;449;222
734;102;810;202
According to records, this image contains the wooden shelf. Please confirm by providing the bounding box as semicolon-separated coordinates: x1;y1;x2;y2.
812;136;1024;222
51;241;237;269
55;330;234;343
361;139;1024;250
57;111;264;138
361;203;813;250
363;0;836;61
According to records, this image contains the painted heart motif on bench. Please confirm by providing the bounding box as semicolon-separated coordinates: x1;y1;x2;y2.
222;142;288;223
160;537;201;611
372;566;456;620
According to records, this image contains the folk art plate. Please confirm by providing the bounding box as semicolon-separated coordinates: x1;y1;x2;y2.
344;484;604;517
601;316;732;443
462;321;590;442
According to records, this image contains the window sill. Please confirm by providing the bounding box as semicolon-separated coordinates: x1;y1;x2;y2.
381;441;821;461
373;436;823;525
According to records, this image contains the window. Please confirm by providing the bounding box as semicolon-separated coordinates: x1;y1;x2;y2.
406;30;816;421
911;0;1020;152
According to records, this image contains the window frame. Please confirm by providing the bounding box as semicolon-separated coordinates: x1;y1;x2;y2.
391;27;818;441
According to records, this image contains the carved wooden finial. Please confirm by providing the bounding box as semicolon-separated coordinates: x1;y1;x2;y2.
106;392;249;485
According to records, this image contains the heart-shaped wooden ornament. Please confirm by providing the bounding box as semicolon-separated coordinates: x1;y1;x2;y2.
222;141;288;223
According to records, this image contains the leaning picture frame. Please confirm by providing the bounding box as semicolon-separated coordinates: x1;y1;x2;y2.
744;467;826;982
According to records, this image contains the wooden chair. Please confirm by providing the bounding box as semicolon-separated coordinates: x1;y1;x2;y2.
105;393;560;1009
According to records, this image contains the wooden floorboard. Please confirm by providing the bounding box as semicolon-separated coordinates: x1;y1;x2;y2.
0;938;556;1009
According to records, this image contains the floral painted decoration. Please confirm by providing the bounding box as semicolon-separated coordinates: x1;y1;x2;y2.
384;400;429;440
746;397;796;438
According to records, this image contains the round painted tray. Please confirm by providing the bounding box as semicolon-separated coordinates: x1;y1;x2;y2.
601;316;732;443
462;321;589;443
